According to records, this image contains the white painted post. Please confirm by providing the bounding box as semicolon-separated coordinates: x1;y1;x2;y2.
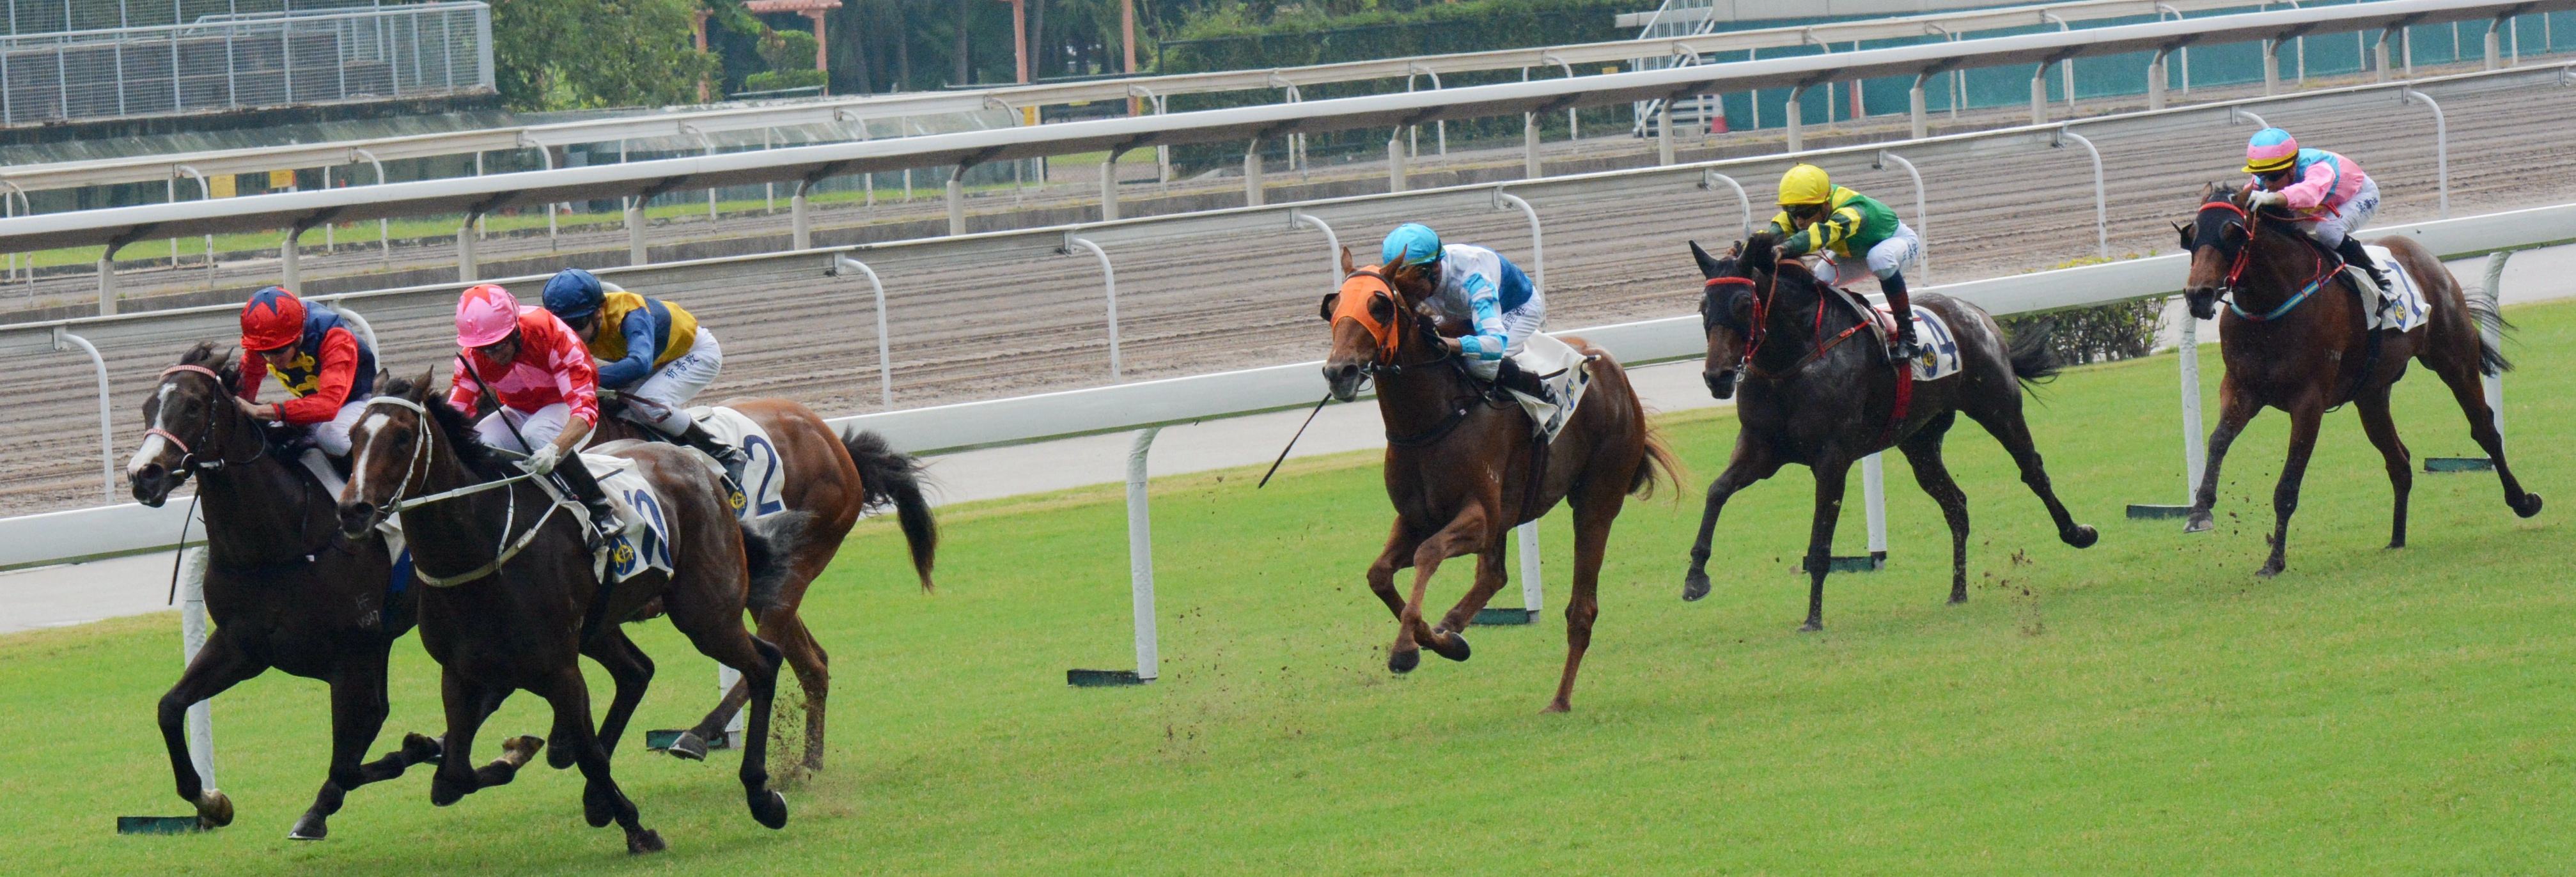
2403;89;2448;219
1657;100;1674;165
1875;150;1926;282
2054;128;2108;259
1522;111;1542;178
1127;427;1161;681
2479;249;2511;446
1068;237;1121;381
1908;73;1928;140
55;329;114;502
1100;156;1120;222
717;664;743;747
1292;210;1340;283
1784;86;1805;152
2030;61;2052;125
1243;139;1263;207
625;200;646;265
98;255;117;316
180;546;215;791
2148;49;2169;111
460;215;481;282
1515;524;1544;616
281;228;301;290
1387;137;1407;193
1702;170;1752;240
2177;316;2206;501
833;256;894;408
1861;453;1887;564
2263;40;2280;95
946;173;965;235
791;181;812;250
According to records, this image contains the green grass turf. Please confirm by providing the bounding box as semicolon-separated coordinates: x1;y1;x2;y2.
3;302;2569;874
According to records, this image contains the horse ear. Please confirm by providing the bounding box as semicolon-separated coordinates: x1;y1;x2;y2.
1688;240;1724;279
216;346;239;384
1318;291;1340;323
2173;221;2190;250
1338;246;1357;277
410;367;437;403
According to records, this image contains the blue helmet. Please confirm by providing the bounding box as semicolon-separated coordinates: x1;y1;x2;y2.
540;268;605;319
1381;222;1443;270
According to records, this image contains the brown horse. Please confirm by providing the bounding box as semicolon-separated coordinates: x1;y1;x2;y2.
2176;187;2540;575
125;345;526;839
1320;250;1678;713
1680;235;2096;631
336;375;803;853
591;395;938;770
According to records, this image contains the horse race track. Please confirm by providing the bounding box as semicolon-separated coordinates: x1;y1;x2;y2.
5;302;2571;874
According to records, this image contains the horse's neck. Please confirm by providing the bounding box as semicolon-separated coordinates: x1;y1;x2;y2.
1754;286;1855;373
1371;360;1470;435
2233;232;2327;314
197;455;329;567
400;439;523;564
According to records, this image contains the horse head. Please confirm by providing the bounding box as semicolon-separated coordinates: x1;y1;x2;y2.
336;368;452;539
1319;247;1440;402
129;343;253;507
1690;239;1759;400
2179;183;2257;320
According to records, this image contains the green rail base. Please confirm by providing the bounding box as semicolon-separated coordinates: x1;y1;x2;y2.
2127;504;2195;520
115;816;203;835
2426;456;2495;472
1066;669;1149;687
1474;608;1538;626
643;729;738;752
1827;552;1886;573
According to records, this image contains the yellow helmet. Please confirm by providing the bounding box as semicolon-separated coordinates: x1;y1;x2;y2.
1778;164;1832;206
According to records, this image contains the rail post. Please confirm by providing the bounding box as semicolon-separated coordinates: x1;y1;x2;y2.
1067;426;1162;687
1701;169;1752;241
947;166;967;235
1244;138;1264;207
1387;136;1408;193
2052;127;2109;260
1406;64;1447;157
792;179;813;251
1875;150;1926;281
54;328;115;503
1292;210;1340;282
2230;106;2268;129
179;547;215;791
2130;313;2208;519
353;148;390;265
832;255;894;408
1784;83;1807;152
1100;151;1121;221
1908;72;1930;140
1066;235;1122;381
2403;88;2448;218
2430;249;2513;470
1493;187;1552;621
2041;12;2075;113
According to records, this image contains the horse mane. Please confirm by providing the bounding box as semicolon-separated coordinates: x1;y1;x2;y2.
178;341;240;386
407;378;515;480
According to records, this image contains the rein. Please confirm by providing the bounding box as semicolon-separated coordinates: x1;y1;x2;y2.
2203;200;2340;322
1335;267;1483;446
153;364;269;472
359;395;558;587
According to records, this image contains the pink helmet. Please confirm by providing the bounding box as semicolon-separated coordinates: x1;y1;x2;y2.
455;284;520;348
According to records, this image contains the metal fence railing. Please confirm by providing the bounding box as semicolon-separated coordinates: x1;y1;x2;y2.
0;1;490;126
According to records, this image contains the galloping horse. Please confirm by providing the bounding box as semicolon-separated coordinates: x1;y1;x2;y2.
336;375;802;853
593;395;938;770
2176;186;2540;575
1320;249;1678;713
1680;235;2096;631
125;345;524;839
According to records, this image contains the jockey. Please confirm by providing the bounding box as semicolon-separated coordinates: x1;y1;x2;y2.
1380;222;1556;406
1766;163;1925;359
233;286;377;462
2240;127;2389;293
539;268;749;488
449;284;621;548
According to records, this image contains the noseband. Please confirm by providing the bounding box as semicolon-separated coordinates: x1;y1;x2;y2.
2196;199;2338;322
151;364;267;473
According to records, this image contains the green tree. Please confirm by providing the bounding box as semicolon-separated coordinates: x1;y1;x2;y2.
490;0;722;109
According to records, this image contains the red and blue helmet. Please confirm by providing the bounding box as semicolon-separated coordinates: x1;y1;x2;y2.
239;286;306;353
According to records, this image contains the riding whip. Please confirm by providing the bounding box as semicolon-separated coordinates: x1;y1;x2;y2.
1256;393;1335;490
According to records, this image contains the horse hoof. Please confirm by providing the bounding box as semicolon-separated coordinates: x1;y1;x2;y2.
402;733;444;766
2065;525;2099;549
1426;628;1471;662
1682;571;1711;602
196;790;235;829
665;732;709;762
749;789;789;830
1797;621;1822;633
429;777;467;807
2515;493;2545;518
2182;513;2214;534
1948;593;1968;605
1387;648;1421;674
1541;701;1571;714
287;812;327;841
2256;563;2283;578
627;829;667;855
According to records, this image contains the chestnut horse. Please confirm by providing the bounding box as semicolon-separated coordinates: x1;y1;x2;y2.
593;395;938;770
336;375;802;853
1320;250;1678;713
125;346;529;839
2176;186;2540;575
1680;235;2096;631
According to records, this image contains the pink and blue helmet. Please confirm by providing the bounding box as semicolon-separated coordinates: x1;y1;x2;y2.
2243;127;2300;175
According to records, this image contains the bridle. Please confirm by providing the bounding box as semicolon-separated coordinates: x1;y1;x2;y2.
1332;267;1453;376
149;364;268;474
353;395;555;587
1704;262;1869;379
2196;198;2339;322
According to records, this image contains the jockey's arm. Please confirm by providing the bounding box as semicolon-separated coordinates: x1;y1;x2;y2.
2274;161;2338;212
1776;205;1862;259
263;329;360;425
1451;272;1509;362
594;307;661;389
542;319;603;431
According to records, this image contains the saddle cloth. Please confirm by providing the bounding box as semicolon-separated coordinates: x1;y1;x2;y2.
1860;302;1967;382
288;448;415;605
683;405;788;520
559;449;678;584
2347;244;2430;332
1503;332;1595;442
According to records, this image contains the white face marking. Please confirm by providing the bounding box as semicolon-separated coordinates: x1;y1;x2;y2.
347;412;394;501
125;384;179;477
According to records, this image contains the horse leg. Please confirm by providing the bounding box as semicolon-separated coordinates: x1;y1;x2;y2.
2428;350;2543;518
1682;441;1782;601
1424;544;1513;664
535;667;666;853
754;612;831;773
1389;505;1487;674
2258;401;2327;577
577;626;655;760
1896;416;1972;605
154;629;265;829
428;671;540;806
2354;389;2413;548
1963;398;2096;549
2186;381;2262;534
1799;458;1854;632
1364;516;1424;620
290;657;409;841
1545;491;1622;714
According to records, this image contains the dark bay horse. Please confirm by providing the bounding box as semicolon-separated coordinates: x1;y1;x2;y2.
1681;235;2097;631
125;345;533;839
2177;187;2540;575
336;375;802;853
1320;250;1678;713
593;396;938;770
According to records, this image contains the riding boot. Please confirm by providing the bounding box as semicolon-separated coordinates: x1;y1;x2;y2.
1881;271;1923;362
549;452;624;552
2335;236;2394;295
673;421;751;508
1494;355;1556;406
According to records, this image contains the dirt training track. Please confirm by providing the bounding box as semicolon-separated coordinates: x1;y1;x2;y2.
5;73;2574;516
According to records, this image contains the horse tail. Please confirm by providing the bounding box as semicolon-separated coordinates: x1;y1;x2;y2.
738;511;816;613
841;429;939;592
2004;319;2063;390
1630;427;1683;500
2464;288;2515;376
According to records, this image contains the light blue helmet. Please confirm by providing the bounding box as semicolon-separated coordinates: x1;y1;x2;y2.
1380;222;1443;269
